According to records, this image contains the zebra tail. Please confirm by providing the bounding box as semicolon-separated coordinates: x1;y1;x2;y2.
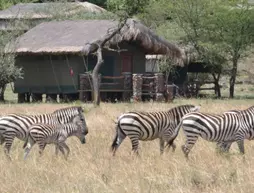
23;133;33;149
168;119;184;145
23;138;28;149
111;124;119;152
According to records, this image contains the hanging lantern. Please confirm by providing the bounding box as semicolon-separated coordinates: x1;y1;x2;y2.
70;68;74;76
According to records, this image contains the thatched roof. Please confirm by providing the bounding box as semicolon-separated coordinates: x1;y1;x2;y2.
0;2;106;19
8;19;185;64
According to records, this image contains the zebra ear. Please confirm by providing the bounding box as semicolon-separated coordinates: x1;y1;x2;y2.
78;106;84;113
192;106;201;112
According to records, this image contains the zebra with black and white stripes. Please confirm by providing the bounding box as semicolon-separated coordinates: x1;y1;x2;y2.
216;108;253;153
179;106;254;158
0;106;84;160
23;114;88;160
111;104;201;156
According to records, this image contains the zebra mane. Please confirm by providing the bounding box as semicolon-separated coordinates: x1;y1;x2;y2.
168;104;198;111
246;106;254;111
224;110;241;114
53;106;83;113
52;106;84;123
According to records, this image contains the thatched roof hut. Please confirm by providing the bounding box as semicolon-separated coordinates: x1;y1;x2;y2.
9;19;184;64
0;2;106;19
11;19;185;102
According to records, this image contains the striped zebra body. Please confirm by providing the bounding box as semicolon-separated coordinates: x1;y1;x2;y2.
216;110;242;152
217;107;254;152
0;106;84;160
23;115;88;160
181;106;254;158
111;104;200;156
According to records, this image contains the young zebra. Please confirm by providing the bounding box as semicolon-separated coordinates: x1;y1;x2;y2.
180;105;254;158
0;106;84;160
23;115;88;160
111;104;200;156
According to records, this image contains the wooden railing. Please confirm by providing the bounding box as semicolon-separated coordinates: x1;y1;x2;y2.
79;72;132;101
79;72;174;102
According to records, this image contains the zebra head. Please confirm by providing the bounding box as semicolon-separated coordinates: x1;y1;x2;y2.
53;106;84;124
170;104;201;115
167;104;201;125
190;105;201;112
71;114;88;144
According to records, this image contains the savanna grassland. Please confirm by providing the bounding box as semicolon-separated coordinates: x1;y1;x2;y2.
0;99;253;193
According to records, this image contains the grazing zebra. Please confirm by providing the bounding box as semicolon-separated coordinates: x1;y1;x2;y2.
0;106;84;160
23;114;88;160
180;106;254;158
111;104;201;156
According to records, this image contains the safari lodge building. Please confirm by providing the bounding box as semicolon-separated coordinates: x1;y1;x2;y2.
10;19;184;102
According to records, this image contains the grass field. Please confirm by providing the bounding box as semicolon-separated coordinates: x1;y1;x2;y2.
0;99;253;193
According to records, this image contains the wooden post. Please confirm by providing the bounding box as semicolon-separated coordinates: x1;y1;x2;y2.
25;93;31;103
46;94;57;103
132;74;143;102
18;93;25;103
122;72;132;101
31;93;43;103
154;73;165;102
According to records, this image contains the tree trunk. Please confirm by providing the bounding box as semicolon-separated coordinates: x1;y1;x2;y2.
90;18;128;106
214;81;221;98
229;58;238;98
0;84;6;101
212;73;221;98
92;47;103;106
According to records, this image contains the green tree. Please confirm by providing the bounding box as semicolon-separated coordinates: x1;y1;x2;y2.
0;30;23;101
0;0;27;101
86;0;107;7
0;0;38;10
209;1;254;98
144;0;254;98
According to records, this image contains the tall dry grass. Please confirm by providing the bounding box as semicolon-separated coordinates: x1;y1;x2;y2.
0;99;253;193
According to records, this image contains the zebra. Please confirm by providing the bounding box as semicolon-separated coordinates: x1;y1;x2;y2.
216;108;253;153
216;110;242;152
23;114;88;160
111;104;201;156
180;105;254;158
0;106;84;160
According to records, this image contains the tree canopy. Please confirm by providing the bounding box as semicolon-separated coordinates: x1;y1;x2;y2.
139;0;254;98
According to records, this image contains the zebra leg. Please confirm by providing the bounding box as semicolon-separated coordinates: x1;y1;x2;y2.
0;135;5;145
130;137;140;156
111;125;126;156
164;130;177;153
55;144;60;156
60;142;70;160
57;145;66;158
216;142;232;153
181;136;198;159
38;143;46;157
24;137;35;160
55;144;66;157
165;137;177;152
159;138;165;155
3;133;16;160
236;140;245;154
